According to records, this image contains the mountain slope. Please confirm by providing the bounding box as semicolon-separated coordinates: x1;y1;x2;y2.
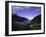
12;14;41;31
12;14;30;31
12;14;28;22
28;15;41;30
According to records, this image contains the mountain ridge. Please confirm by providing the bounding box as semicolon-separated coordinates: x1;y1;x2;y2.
12;14;28;22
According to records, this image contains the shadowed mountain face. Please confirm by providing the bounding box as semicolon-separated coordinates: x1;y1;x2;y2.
31;15;41;23
29;15;41;30
12;14;30;31
12;14;28;22
12;14;41;31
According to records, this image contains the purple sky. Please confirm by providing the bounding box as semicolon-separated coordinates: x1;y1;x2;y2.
12;6;41;20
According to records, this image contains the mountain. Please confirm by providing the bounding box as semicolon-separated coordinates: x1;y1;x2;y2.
31;15;41;23
12;14;30;31
28;15;41;30
12;14;28;22
12;14;41;31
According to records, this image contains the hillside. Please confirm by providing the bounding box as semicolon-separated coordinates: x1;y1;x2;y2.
28;15;41;30
12;14;41;31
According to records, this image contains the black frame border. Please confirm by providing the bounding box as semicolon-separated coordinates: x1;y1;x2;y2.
5;1;45;36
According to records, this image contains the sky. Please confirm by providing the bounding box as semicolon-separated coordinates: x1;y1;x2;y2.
12;6;41;20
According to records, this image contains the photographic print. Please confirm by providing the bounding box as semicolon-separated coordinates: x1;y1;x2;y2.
5;1;45;36
12;6;41;31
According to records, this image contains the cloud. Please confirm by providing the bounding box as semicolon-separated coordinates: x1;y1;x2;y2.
15;7;24;10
